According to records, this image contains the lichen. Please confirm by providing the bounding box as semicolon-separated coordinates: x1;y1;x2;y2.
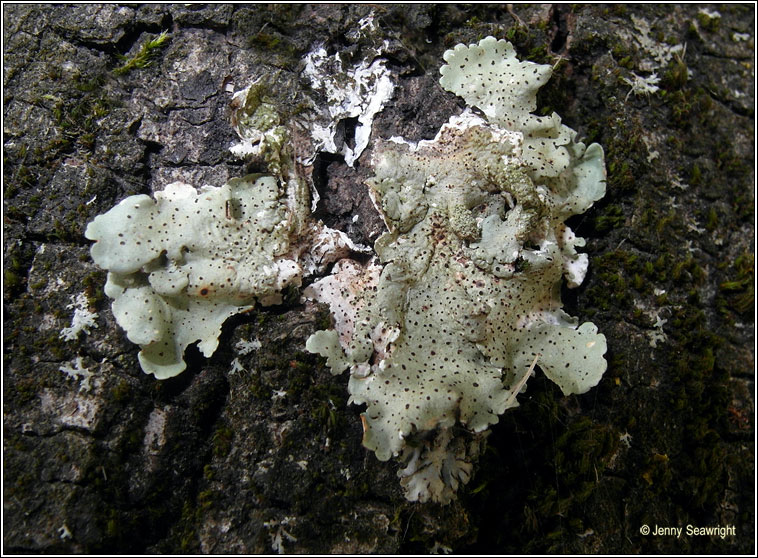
307;37;607;503
85;176;302;379
302;35;395;167
87;63;368;379
229;78;289;168
59;355;95;393
60;291;99;341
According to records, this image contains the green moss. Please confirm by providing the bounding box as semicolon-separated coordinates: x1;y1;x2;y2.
105;517;120;539
211;426;234;457
42;332;65;359
717;253;754;315
29;278;48;290
114;31;170;76
695;11;720;32
668;90;692;126
110;380;132;404
594;204;625;233
503;24;531;47
248;31;298;58
705;207;719;231
655;210;677;236
468;381;620;552
4;255;28;295
203;464;215;481
4;269;23;291
641;452;671;487
74;74;106;93
690;162;702;185
606;157;636;193
197;489;214;511
83;271;107;307
617;55;634;70
13;376;43;405
661;54;689;91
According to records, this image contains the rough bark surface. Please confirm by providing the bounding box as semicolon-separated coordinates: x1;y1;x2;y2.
3;4;754;554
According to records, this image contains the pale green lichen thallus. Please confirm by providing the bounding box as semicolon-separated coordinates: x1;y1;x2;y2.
306;37;607;503
85;176;301;379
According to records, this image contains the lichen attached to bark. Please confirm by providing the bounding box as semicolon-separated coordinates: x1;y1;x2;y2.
307;37;607;503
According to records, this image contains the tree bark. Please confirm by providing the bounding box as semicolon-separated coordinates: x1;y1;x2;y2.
3;4;753;553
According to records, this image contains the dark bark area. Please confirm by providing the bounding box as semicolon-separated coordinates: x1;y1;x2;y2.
3;4;754;554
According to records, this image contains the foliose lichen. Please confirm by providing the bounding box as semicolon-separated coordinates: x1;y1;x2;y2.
85;33;607;505
301;15;395;167
306;36;607;503
86;69;361;378
85;175;302;379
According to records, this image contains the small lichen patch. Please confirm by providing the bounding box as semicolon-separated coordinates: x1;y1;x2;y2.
86;176;302;378
235;337;262;355
621;15;686;72
263;516;298;554
622;72;661;100
60;291;99;341
229;357;245;375
59;356;95;393
302;42;395;166
229;78;289;166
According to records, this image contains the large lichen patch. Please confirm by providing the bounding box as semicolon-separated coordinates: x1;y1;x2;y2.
307;37;607;503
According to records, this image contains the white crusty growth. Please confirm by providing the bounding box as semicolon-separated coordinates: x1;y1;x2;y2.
303;43;395;167
307;37;607;503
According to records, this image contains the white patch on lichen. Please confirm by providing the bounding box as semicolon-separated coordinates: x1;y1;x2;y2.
623;15;685;71
352;11;377;37
430;541;453;554
229;357;245;375
641;133;661;163
302;43;395;166
697;7;721;20
58;524;73;541
228;81;288;161
60;292;99;341
648;312;668;348
263;516;297;554
397;428;476;504
304;259;382;349
235;338;262;355
299;226;370;277
143;407;168;455
41;387;102;431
